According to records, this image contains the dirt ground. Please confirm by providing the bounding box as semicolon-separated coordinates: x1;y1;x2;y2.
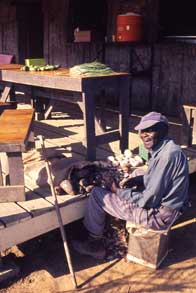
0;172;195;293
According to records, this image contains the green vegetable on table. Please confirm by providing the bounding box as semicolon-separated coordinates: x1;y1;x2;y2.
20;64;60;71
69;61;114;76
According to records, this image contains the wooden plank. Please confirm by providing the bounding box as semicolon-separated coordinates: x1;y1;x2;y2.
0;197;87;251
0;65;21;70
81;90;96;160
34;122;113;159
44;99;55;119
17;188;55;217
36;111;124;155
0;202;31;228
0;186;25;202
24;175;54;198
25;175;85;206
32;88;82;104
0;109;35;152
1;68;83;92
0;67;128;94
7;153;24;185
0;83;12;102
183;103;196;109
0;101;17;113
96;130;120;145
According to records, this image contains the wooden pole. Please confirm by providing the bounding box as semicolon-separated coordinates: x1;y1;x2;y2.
37;135;77;289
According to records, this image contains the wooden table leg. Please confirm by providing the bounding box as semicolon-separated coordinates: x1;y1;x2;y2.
31;86;45;120
119;75;130;153
78;100;105;135
0;152;26;201
82;90;96;161
7;153;24;186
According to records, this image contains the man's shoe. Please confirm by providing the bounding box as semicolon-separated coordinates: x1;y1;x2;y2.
72;237;106;260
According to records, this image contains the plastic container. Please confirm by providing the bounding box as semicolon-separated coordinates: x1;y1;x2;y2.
25;58;45;66
116;13;143;42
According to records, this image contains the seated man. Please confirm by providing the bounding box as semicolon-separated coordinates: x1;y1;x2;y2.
73;112;189;259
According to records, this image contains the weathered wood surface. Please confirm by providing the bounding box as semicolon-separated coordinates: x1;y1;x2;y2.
0;196;87;252
0;66;129;92
0;67;130;160
0;109;34;202
0;107;119;251
0;101;195;254
0;186;25;202
1;0;196;117
0;101;16;112
0;2;18;59
0;109;34;152
0;111;91;250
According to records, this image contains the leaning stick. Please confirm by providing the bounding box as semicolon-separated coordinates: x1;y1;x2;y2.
37;135;77;289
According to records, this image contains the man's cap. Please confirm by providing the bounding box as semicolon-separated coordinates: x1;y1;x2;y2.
134;111;168;131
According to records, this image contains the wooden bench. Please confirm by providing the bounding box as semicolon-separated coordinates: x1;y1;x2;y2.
0;183;87;253
0;178;87;282
0;109;34;202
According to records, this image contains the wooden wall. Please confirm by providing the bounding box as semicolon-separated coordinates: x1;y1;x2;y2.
153;43;196;116
0;0;196;117
0;1;18;61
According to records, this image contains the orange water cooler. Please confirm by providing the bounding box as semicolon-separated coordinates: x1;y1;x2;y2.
116;13;143;42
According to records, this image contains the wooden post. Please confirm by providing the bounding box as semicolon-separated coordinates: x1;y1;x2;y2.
81;89;96;161
119;75;130;153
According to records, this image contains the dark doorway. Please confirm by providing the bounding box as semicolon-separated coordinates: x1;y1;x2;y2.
16;0;43;63
68;0;107;42
159;0;196;37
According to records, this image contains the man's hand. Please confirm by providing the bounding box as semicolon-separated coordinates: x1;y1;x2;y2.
111;181;118;193
119;176;135;188
120;175;144;189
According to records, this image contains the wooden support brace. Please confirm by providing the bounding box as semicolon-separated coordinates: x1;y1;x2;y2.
0;82;15;103
0;153;26;202
44;99;55;119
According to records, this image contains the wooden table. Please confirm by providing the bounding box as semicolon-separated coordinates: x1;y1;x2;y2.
0;109;34;202
0;65;130;160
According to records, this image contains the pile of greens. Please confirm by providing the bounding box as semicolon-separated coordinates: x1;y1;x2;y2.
69;61;114;76
21;64;60;71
